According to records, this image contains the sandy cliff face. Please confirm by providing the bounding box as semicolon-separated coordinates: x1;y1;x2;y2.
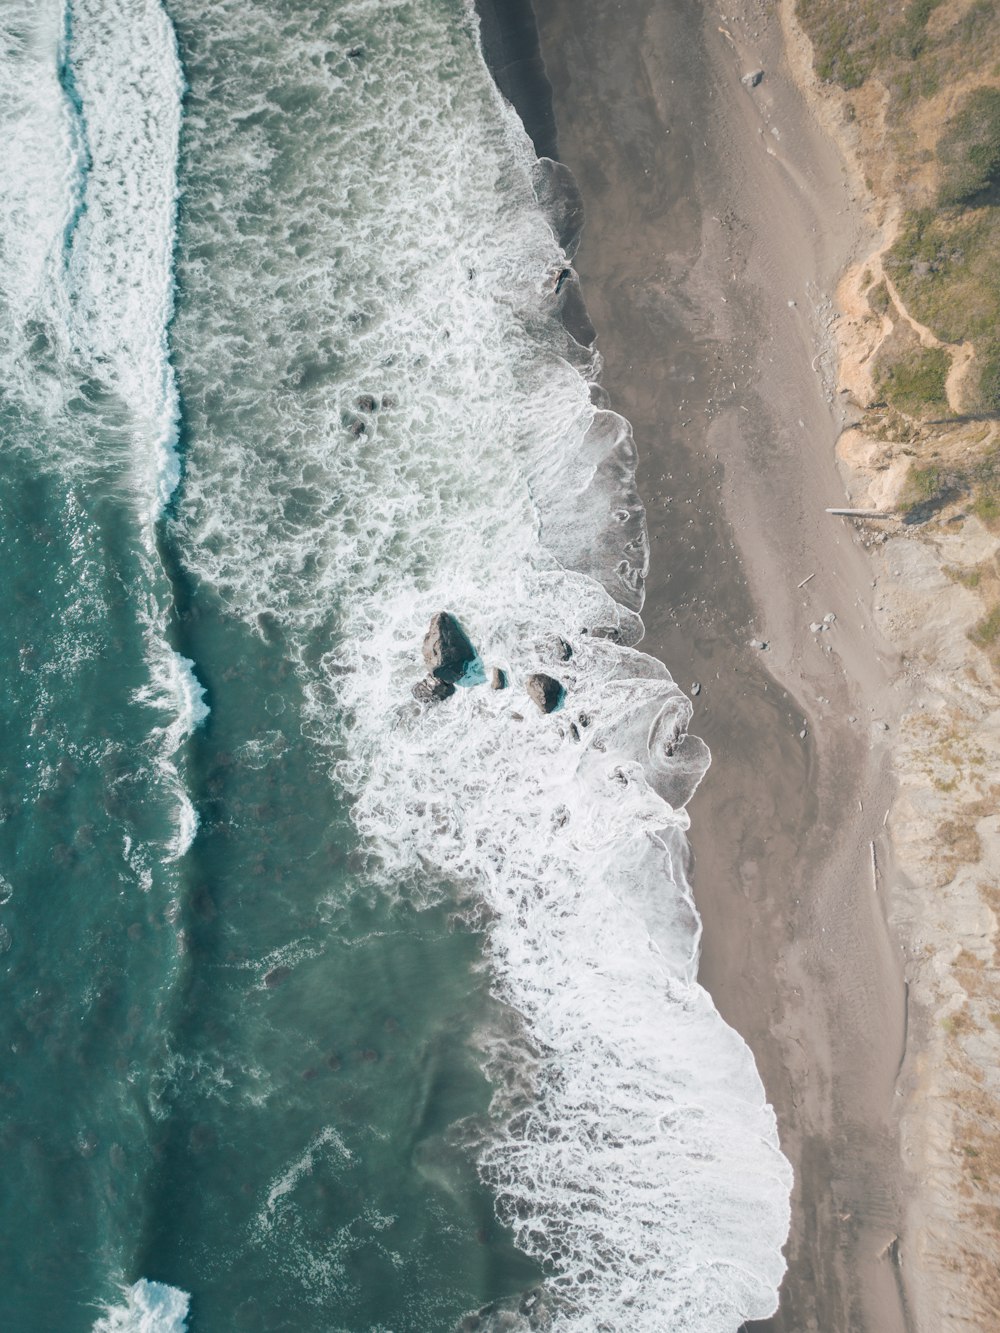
784;0;1000;1326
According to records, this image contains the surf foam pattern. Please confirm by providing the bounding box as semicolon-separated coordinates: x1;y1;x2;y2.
92;1280;190;1333
166;1;792;1326
56;0;185;524
0;0;206;773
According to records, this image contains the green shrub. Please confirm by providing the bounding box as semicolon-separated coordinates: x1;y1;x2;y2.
975;338;1000;414
937;88;1000;206
887;207;1000;348
878;345;950;415
969;604;1000;647
899;463;949;516
972;489;1000;524
869;281;892;316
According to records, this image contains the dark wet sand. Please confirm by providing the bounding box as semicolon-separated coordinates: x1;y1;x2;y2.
518;0;913;1329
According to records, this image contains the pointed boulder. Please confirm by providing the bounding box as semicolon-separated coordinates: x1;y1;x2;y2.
422;612;478;684
525;673;565;714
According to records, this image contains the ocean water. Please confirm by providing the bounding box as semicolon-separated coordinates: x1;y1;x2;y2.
0;2;791;1330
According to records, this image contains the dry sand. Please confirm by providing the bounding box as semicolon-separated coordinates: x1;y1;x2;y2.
530;0;916;1328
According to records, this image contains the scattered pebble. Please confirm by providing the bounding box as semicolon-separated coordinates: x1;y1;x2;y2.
691;682;702;696
749;638;768;650
810;622;823;633
823;612;836;624
799;729;807;739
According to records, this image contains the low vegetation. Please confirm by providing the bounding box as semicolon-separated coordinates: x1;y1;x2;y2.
937;87;1000;207
799;0;1000;416
969;603;1000;648
887;208;1000;413
877;344;950;415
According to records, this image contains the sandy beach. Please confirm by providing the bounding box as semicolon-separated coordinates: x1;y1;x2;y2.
525;1;914;1328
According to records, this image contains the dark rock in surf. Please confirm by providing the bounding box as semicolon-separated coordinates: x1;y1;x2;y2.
356;394;377;413
264;966;292;989
553;636;573;661
490;667;507;690
412;676;456;704
555;267;571;294
380;394;396;409
422;612;478;684
347;416;367;438
525;673;565;713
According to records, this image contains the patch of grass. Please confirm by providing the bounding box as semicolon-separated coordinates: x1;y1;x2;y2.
878;345;950;415
971;487;1000;525
796;0;883;88
937;87;1000;207
974;336;1000;413
869;280;892;316
887;206;1000;350
945;564;983;588
969;603;1000;647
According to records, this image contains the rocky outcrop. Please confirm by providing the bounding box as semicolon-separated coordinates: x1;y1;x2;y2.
525;673;565;713
422;612;478;684
411;676;456;704
490;667;507;690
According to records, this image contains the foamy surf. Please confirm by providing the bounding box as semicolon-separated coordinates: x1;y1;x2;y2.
92;1280;190;1333
55;0;185;527
165;0;793;1325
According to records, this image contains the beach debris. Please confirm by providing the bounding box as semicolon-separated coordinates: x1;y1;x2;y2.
412;676;456;704
741;69;764;89
825;507;893;518
525;673;565;714
691;682;702;696
797;572;815;588
422;611;478;683
490;667;507;690
870;841;879;892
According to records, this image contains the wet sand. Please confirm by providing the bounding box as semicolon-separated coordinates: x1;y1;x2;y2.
526;0;913;1328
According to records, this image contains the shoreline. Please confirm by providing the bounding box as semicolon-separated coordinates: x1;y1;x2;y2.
515;0;913;1328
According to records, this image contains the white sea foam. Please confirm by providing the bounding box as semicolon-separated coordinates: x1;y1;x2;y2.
0;0;184;526
92;1279;190;1333
0;3;201;858
167;1;792;1325
54;0;185;526
133;640;209;859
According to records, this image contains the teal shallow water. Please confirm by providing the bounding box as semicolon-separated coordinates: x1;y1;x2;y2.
0;1;792;1328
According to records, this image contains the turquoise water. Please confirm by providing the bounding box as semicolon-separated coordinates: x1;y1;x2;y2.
0;2;792;1329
